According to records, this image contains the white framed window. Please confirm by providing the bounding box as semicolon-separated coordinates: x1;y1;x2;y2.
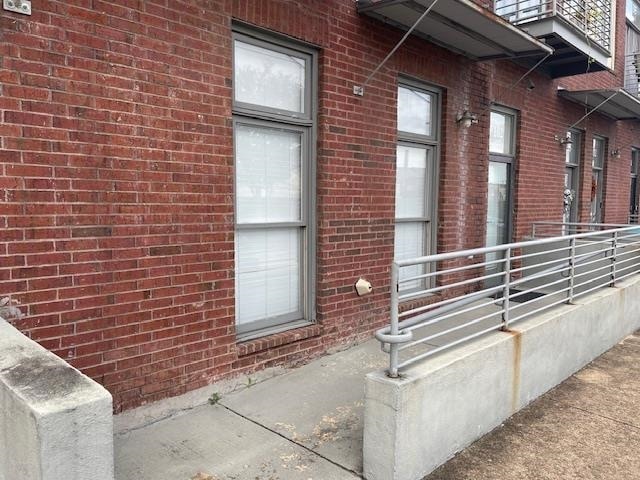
628;0;640;30
394;82;439;292
233;27;316;339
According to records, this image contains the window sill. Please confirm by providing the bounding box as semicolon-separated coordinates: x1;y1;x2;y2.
237;322;321;357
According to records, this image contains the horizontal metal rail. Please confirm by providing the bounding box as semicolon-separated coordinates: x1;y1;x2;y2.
377;223;640;377
494;0;611;52
532;221;630;237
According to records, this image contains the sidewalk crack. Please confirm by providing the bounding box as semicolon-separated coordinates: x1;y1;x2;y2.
567;404;640;431
219;402;363;479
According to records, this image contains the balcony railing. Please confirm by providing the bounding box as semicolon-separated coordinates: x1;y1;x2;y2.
624;53;640;96
377;223;640;377
495;0;612;52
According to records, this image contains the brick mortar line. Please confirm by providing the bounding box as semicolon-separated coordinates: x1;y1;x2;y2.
219;402;363;479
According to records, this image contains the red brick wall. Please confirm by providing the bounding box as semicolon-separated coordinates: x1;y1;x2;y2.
1;0;639;411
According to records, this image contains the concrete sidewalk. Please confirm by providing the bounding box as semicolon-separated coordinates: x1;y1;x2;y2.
114;331;640;480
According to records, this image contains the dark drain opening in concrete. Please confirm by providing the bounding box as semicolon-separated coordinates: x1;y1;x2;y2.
508;289;547;303
494;289;548;303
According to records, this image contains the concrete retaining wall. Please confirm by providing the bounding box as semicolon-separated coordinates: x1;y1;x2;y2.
0;318;114;480
363;275;640;480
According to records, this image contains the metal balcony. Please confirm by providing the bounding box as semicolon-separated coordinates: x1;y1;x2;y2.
495;0;613;77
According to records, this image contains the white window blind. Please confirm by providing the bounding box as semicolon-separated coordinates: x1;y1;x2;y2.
394;222;426;291
236;228;301;325
236;125;302;223
395;145;427;218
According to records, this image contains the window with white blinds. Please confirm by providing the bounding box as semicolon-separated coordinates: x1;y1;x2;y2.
233;29;315;338
395;83;439;292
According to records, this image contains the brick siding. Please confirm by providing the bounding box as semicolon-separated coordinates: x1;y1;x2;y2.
0;0;638;411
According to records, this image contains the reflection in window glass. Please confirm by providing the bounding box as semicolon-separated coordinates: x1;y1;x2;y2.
486;162;509;249
565;131;580;165
398;86;432;136
234;40;306;113
592;138;605;168
627;0;640;29
489;111;514;154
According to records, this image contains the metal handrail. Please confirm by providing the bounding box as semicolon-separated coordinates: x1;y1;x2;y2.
532;221;630;237
494;0;612;52
377;223;640;377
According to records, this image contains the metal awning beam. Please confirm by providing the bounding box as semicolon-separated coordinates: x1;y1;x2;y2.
356;0;441;95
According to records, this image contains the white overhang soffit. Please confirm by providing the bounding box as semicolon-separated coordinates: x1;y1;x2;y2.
357;0;553;60
558;89;640;121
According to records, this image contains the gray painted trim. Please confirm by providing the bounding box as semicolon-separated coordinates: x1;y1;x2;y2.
231;24;318;339
237;319;315;343
566;128;583;224
591;135;607;222
396;79;442;292
488;104;518;247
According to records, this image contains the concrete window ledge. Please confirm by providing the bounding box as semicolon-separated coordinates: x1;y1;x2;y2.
363;275;640;480
0;318;114;480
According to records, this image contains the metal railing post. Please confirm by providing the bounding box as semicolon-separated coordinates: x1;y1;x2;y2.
501;247;511;330
388;262;400;378
568;237;576;303
610;231;618;287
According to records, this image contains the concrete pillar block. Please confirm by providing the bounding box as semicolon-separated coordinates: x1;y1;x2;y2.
0;319;114;480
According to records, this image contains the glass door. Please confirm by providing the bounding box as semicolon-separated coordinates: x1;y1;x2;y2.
486;161;510;259
563;130;581;233
631;149;639;223
590;137;605;224
486;107;516;283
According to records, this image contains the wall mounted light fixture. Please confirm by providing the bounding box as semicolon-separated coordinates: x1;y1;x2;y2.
611;148;621;158
456;111;478;128
554;133;573;148
3;0;31;15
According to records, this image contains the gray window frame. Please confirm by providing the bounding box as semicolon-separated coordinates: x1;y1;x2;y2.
627;0;640;31
591;136;606;223
394;79;441;294
232;25;317;340
487;105;517;251
564;128;582;225
631;148;640;222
